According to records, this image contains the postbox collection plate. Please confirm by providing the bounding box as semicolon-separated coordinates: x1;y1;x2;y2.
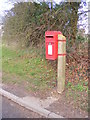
48;44;52;55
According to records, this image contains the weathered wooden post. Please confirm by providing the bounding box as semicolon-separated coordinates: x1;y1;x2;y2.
57;34;66;93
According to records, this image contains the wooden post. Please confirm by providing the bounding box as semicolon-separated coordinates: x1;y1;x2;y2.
57;34;66;93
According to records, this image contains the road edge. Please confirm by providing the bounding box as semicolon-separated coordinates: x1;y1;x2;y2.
0;88;63;118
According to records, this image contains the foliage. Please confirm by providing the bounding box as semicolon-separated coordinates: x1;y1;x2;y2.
3;2;81;47
76;35;86;43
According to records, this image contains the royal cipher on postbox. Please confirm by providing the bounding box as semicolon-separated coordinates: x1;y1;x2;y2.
45;31;62;60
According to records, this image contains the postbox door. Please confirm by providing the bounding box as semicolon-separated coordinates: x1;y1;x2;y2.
45;31;58;60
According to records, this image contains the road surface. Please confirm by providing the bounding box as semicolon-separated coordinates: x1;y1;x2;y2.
1;96;43;118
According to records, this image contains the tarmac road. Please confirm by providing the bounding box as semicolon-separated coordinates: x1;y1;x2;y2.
1;96;43;118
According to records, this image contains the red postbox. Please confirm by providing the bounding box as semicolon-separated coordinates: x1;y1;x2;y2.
45;31;62;60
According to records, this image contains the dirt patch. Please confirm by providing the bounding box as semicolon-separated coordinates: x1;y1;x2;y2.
0;72;2;82
2;83;29;97
47;96;88;118
2;72;56;99
2;83;88;118
2;82;52;99
2;71;88;118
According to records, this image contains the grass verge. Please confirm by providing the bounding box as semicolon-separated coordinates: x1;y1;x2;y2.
2;45;88;112
2;45;56;92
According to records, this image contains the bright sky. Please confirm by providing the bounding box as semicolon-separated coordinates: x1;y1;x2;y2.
0;0;90;34
0;0;89;16
0;0;13;16
0;0;64;16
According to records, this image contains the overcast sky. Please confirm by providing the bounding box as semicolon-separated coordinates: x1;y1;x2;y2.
0;0;62;16
0;0;12;16
0;0;89;16
0;0;90;34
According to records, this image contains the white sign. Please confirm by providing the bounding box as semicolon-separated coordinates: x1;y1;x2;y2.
48;44;52;55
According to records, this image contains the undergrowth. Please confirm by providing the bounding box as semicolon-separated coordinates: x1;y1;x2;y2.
2;40;88;112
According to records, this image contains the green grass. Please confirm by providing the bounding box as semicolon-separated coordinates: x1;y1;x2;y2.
66;81;88;92
66;80;88;111
2;46;56;91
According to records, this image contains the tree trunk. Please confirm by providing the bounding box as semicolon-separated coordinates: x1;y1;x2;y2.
69;2;80;46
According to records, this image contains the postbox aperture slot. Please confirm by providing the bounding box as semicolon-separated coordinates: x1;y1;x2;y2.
46;36;53;38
